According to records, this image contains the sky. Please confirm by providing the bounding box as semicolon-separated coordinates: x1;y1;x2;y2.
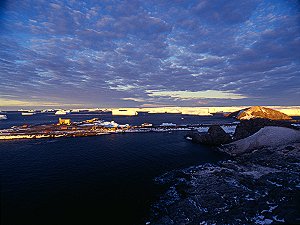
0;0;300;109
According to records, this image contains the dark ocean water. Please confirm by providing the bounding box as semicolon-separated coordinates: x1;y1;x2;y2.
0;112;234;225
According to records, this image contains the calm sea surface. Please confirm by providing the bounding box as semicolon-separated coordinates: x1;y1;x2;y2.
0;112;234;225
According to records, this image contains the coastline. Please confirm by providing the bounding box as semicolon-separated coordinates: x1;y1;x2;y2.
146;122;300;224
0;120;239;141
148;142;300;224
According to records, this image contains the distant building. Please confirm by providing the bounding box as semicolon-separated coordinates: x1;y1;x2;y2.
100;121;119;128
141;123;153;127
58;118;71;126
160;123;176;127
118;124;130;128
84;118;99;123
60;125;68;130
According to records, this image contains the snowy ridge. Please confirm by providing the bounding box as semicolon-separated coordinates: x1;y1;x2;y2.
225;126;300;155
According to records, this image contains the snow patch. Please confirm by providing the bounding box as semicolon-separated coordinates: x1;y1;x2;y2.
197;127;209;133
273;215;285;223
254;215;273;225
221;125;236;134
197;125;236;134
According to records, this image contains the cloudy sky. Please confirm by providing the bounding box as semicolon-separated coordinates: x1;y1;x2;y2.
0;0;299;108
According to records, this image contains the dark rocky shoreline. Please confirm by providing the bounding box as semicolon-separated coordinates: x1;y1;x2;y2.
148;142;300;224
148;115;300;225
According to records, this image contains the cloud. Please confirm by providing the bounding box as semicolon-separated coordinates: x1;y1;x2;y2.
0;98;83;107
121;97;146;102
192;0;260;25
146;90;247;100
0;0;299;107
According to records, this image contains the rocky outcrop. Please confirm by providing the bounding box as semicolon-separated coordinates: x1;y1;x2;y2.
185;125;232;146
148;142;300;225
227;106;292;120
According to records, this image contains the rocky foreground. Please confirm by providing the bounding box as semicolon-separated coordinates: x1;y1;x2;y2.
148;127;300;224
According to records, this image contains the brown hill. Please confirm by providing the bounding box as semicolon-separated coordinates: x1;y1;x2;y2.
227;106;292;120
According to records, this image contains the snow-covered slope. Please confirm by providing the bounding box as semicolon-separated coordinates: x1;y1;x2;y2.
222;126;300;155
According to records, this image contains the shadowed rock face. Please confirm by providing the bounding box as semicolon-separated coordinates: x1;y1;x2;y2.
186;125;232;146
227;106;292;120
148;143;300;225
